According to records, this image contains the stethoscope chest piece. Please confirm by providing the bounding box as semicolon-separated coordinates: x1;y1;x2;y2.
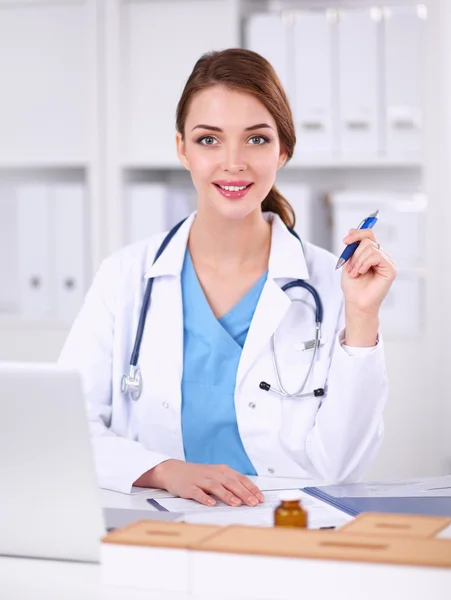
121;365;142;401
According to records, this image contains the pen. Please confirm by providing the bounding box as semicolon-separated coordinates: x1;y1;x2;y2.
335;210;379;270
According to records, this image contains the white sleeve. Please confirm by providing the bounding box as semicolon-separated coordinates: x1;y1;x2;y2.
304;302;387;482
58;256;172;494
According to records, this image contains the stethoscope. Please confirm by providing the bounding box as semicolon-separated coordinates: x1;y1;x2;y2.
121;219;325;402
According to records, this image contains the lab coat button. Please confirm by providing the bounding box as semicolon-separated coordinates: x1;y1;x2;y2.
162;402;169;409
249;402;256;409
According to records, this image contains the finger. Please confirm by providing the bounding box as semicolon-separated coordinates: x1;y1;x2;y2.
187;486;217;507
343;228;377;245
346;238;378;274
205;481;242;507
237;474;265;503
352;248;396;279
220;476;260;507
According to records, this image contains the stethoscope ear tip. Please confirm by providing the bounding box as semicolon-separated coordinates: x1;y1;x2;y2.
259;381;271;391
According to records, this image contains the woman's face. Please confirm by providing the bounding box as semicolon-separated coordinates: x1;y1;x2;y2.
176;85;287;222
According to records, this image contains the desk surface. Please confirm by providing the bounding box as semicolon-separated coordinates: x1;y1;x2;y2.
1;482;449;600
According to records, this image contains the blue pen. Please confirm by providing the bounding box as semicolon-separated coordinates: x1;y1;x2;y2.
335;210;379;270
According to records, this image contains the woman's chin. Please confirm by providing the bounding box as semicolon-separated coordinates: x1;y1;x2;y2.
208;197;261;222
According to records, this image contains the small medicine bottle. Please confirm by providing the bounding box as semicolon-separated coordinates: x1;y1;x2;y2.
274;492;308;528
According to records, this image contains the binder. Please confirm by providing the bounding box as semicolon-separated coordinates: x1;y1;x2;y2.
274;182;312;242
245;13;292;102
337;8;380;154
303;476;451;518
293;10;335;154
16;184;53;317
0;185;18;312
165;188;192;230
53;183;86;321
384;6;425;155
128;183;167;243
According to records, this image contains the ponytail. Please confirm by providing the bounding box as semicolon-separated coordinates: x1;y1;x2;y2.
262;185;296;229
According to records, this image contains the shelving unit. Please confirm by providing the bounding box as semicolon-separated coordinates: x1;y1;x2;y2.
1;0;446;480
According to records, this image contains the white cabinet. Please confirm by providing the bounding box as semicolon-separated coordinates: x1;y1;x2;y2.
124;0;239;166
379;274;423;337
329;190;427;270
329;189;427;338
337;8;380;155
0;181;88;322
384;6;425;155
0;1;94;164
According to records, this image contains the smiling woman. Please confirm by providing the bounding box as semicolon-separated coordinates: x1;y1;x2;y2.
175;48;296;229
58;48;396;508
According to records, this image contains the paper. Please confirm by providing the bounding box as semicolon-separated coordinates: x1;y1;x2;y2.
327;475;451;498
437;524;451;539
152;490;352;529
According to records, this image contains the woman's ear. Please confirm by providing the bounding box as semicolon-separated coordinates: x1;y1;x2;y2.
176;132;190;171
277;149;288;170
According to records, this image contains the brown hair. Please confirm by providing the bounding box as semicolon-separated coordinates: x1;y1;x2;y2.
176;48;296;229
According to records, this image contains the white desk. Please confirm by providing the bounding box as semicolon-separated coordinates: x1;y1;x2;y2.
1;483;449;600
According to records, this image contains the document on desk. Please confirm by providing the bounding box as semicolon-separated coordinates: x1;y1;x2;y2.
313;475;451;498
148;490;353;529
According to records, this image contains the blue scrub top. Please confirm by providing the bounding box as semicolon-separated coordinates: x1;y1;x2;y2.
181;250;268;475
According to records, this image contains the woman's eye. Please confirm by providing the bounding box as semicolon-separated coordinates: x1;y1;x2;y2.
248;135;269;145
198;136;218;146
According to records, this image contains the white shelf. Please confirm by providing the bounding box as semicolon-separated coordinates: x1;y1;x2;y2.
0;161;88;170
0;315;72;332
122;156;423;170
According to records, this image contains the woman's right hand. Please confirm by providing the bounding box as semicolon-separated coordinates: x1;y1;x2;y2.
141;459;264;507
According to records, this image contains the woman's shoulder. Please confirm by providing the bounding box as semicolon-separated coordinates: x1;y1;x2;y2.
96;231;169;282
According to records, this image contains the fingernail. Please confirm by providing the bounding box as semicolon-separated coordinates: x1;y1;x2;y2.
257;493;264;502
231;498;241;506
248;497;258;506
208;498;216;506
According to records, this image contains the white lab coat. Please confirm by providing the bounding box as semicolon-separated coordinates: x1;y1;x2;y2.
59;212;387;494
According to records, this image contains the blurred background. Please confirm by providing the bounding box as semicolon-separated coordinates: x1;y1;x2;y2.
0;0;449;482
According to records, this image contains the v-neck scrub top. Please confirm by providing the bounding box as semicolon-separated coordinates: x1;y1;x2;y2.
180;250;268;475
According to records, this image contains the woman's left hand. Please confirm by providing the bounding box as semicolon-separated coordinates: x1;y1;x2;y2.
341;228;397;317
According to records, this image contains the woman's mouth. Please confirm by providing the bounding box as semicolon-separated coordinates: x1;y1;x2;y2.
213;181;254;199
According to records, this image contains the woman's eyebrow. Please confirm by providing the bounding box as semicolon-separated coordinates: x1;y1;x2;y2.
191;123;274;132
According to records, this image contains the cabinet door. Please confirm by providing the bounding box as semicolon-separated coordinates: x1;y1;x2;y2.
0;2;91;163
338;9;380;155
124;0;239;166
384;6;425;155
293;10;335;155
245;13;293;105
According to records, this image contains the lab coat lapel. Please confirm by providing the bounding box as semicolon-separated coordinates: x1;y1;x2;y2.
236;278;291;387
236;214;310;387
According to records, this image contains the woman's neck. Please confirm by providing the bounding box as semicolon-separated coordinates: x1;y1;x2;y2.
188;207;271;271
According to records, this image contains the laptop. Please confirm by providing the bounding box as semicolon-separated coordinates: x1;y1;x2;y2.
0;362;181;563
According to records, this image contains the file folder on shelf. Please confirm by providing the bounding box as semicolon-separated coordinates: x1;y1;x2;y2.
303;476;451;518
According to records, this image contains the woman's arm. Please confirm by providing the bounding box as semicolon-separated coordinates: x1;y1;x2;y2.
58;256;172;494
303;228;396;482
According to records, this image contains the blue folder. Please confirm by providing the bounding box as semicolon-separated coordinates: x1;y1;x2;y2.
303;477;451;518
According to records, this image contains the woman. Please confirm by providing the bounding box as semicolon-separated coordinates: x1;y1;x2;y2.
59;49;396;507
